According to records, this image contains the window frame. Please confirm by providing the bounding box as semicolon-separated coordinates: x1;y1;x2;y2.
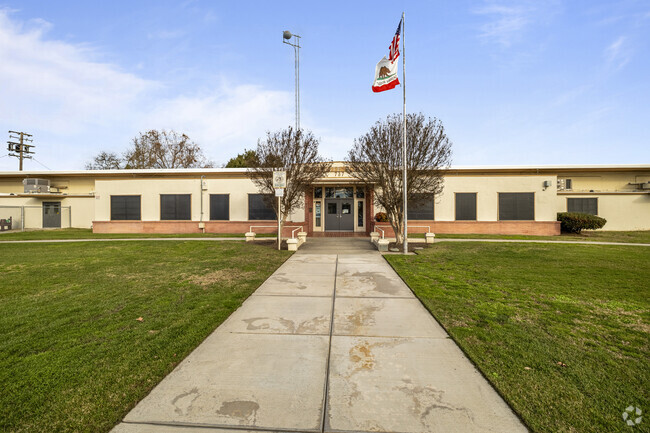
160;194;192;221
454;192;477;221
110;195;141;221
209;194;230;221
498;192;535;221
567;197;598;215
247;193;277;221
407;193;435;221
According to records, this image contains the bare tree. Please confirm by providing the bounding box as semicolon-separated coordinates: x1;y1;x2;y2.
248;127;331;237
85;151;123;170
124;130;214;169
347;113;452;245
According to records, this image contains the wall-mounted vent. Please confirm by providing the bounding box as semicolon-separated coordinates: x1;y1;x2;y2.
23;178;50;193
557;178;572;191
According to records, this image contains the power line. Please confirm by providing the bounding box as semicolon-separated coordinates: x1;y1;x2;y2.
32;158;51;171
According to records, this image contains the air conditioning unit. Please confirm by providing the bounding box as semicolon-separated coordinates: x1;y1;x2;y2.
23;178;50;193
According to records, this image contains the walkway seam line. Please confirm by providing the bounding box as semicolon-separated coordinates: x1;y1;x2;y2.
120;419;317;432
320;255;338;433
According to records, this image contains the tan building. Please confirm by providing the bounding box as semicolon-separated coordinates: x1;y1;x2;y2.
0;164;648;235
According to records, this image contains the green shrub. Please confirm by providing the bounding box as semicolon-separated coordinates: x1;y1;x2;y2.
557;212;607;233
375;212;388;222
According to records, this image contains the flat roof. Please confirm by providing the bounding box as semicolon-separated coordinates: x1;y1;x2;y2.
0;164;648;178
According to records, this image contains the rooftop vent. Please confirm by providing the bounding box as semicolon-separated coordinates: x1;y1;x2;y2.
23;178;50;193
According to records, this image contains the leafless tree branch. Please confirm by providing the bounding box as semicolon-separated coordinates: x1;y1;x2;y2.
346;113;452;244
248;127;331;221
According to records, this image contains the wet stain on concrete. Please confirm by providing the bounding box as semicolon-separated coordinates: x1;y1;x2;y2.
339;304;382;334
348;339;404;375
217;400;260;424
338;272;405;296
349;342;376;371
271;276;308;290
397;379;474;427
353;272;401;294
242;316;328;334
171;388;199;415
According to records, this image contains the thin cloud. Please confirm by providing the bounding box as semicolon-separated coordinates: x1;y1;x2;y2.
0;10;293;170
473;1;559;47
0;10;156;135
604;36;631;70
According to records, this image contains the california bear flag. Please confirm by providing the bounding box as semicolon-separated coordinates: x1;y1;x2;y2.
372;19;402;92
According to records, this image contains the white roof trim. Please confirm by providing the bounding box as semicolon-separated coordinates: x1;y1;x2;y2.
0;163;648;177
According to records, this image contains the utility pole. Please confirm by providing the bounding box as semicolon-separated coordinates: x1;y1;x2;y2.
7;131;34;171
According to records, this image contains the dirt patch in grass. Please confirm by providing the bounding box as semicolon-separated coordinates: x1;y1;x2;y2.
186;269;256;287
387;242;432;252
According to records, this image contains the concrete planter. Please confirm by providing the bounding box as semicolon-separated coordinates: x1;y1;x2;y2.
377;239;390;252
425;233;436;244
370;232;380;243
287;238;299;251
245;232;256;242
297;232;307;246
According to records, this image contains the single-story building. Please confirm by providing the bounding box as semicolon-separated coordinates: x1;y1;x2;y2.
0;163;648;236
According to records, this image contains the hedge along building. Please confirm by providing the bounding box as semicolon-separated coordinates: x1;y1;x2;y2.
0;163;648;235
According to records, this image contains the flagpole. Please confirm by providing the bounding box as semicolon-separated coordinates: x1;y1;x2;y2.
402;11;408;254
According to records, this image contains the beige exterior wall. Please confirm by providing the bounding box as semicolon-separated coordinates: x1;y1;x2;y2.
557;171;649;192
373;175;557;222
557;194;650;230
94;177;304;223
1;166;648;233
437;175;557;221
0;196;92;229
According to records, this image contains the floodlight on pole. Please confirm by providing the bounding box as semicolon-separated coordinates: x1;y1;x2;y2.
282;30;301;131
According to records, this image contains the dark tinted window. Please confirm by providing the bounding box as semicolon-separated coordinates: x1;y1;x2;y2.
210;194;229;220
160;194;191;220
455;193;477;220
408;194;434;220
358;201;364;227
567;198;598;215
111;196;141;220
498;193;534;220
248;194;276;220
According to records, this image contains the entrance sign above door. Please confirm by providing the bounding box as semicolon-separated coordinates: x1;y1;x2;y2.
273;171;287;189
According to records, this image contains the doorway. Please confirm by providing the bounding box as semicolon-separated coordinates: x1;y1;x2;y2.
325;199;354;231
42;202;61;228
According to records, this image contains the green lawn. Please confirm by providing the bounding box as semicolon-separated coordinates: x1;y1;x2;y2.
0;228;276;240
386;242;649;433
0;241;290;432
410;230;650;244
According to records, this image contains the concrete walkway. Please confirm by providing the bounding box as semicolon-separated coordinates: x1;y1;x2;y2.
112;238;526;433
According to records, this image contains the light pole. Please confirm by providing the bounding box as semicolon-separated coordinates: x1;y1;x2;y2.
282;30;301;131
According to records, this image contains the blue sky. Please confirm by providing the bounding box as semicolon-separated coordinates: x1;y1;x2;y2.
0;0;648;171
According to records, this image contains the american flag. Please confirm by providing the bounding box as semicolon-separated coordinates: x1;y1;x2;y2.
388;19;402;62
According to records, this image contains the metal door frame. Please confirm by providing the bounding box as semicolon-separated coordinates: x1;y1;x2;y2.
42;201;62;228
